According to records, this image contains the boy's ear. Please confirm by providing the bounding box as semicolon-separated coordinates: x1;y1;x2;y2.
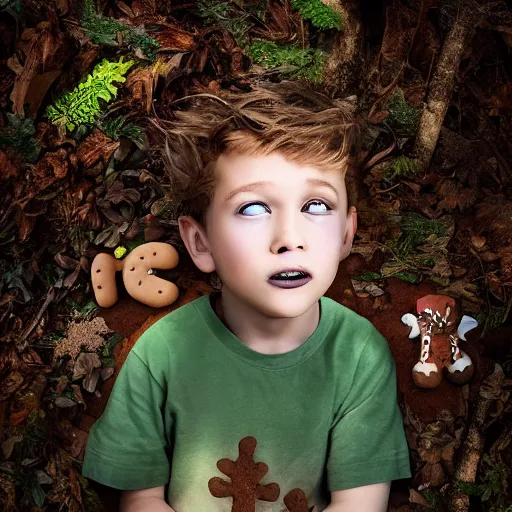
178;216;216;273
339;206;357;261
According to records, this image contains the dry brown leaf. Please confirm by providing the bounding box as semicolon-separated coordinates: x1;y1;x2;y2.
0;150;21;181
409;489;431;506
498;245;512;283
380;0;417;65
132;0;157;15
436;179;478;211
1;435;23;460
28;148;70;194
152;22;196;51
15;207;37;243
418;461;446;487
0;371;24;401
0;475;17;511
8;15;66;117
251;0;302;45
76;129;120;170
475;196;512;245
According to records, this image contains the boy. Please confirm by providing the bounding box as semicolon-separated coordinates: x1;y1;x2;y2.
82;80;411;512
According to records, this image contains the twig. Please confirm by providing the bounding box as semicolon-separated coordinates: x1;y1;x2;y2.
17;287;56;352
374;183;400;194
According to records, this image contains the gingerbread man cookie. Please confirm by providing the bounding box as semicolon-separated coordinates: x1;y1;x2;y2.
91;242;179;308
401;295;478;388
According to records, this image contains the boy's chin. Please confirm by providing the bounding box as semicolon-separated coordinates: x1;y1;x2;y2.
251;290;322;319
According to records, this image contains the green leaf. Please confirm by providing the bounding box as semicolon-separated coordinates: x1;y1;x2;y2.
292;0;343;30
394;272;420;283
30;482;46;507
354;272;382;281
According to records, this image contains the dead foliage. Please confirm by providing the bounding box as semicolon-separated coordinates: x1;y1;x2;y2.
0;0;511;510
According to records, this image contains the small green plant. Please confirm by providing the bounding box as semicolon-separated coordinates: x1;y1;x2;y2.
82;0;159;59
0;114;40;163
456;455;512;511
101;117;145;149
395;213;449;256
196;0;253;47
46;57;135;132
292;0;343;30
383;156;420;182
387;89;420;137
247;41;325;82
0;0;22;20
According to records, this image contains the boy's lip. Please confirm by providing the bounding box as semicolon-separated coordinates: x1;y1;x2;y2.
268;267;312;279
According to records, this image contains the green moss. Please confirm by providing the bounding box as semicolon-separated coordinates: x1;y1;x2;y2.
46;57;135;132
387;89;420;137
247;41;325;82
292;0;343;30
82;0;159;59
0;114;40;163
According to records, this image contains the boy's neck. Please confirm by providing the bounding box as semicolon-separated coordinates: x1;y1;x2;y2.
211;291;320;355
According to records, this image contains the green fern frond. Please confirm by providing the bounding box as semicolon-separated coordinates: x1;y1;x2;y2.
383;156;420;181
82;0;159;59
0;113;40;162
247;41;325;82
292;0;343;30
46;57;135;132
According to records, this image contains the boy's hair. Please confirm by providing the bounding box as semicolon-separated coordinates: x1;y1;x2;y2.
152;80;361;226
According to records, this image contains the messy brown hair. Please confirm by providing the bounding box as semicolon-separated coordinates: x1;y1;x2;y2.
151;80;361;226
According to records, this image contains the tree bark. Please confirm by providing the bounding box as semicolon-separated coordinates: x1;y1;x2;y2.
413;0;478;170
322;0;364;97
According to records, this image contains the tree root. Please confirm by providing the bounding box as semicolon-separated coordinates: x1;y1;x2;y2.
448;364;506;512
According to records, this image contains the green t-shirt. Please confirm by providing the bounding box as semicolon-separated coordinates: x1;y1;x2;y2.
82;292;411;511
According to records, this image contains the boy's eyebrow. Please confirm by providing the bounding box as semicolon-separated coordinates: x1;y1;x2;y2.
224;179;338;203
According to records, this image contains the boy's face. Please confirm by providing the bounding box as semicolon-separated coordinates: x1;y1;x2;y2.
179;152;357;319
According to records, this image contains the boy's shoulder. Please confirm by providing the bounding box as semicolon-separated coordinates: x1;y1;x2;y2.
129;293;211;362
321;295;390;361
321;295;381;338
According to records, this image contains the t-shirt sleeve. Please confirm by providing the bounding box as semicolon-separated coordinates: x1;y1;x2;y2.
327;325;411;491
82;349;170;490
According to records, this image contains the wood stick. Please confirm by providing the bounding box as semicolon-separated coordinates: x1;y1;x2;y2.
413;0;478;170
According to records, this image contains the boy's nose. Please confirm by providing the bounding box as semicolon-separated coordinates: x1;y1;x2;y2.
270;220;306;254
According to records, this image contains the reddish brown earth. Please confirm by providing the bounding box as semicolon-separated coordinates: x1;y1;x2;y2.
79;251;486;510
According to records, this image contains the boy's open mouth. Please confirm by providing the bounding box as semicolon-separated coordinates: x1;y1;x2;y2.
268;269;312;289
